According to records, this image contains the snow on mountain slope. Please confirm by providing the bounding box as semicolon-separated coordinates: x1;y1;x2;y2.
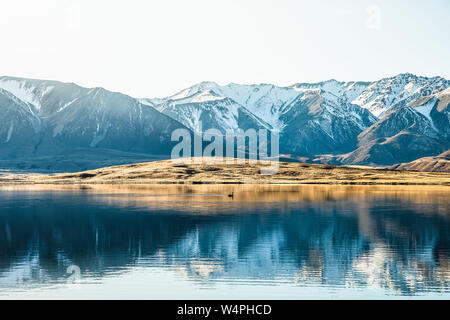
279;90;377;155
154;80;377;154
0;76;58;110
0;88;41;133
291;74;450;119
351;73;450;118
138;97;165;107
43;87;187;154
154;74;449;133
217;83;301;130
167;81;220;101
162;82;300;130
1;74;449;167
0;77;191;160
0;88;42;157
148;73;448;158
339;87;450;166
408;87;450;139
159;96;270;132
292;80;370;105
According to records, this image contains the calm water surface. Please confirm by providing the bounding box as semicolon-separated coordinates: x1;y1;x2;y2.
0;184;449;299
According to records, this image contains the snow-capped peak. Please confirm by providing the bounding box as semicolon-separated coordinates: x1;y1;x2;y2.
0;76;55;110
167;81;221;101
190;90;226;103
147;73;449;132
350;73;450;118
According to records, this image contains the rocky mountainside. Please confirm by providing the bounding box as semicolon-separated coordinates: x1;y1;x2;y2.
338;87;450;165
0;74;449;171
153;81;378;155
149;74;449;164
156;90;270;133
0;76;189;168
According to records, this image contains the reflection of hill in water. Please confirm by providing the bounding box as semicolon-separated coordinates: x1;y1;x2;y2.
0;185;449;295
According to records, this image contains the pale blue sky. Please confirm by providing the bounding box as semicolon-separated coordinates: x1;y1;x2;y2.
0;0;448;97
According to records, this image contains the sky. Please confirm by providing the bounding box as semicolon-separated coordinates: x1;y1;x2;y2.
0;0;449;98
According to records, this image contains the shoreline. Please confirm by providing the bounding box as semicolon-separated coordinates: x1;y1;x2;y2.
1;179;449;186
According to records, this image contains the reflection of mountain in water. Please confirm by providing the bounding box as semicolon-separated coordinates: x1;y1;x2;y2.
0;188;449;295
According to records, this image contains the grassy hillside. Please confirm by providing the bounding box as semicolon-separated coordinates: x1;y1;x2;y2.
390;150;450;173
3;157;449;185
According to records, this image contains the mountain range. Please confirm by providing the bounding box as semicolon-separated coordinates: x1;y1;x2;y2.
0;73;449;172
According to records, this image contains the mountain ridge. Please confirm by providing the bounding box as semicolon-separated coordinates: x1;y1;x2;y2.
0;76;192;169
0;73;449;172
